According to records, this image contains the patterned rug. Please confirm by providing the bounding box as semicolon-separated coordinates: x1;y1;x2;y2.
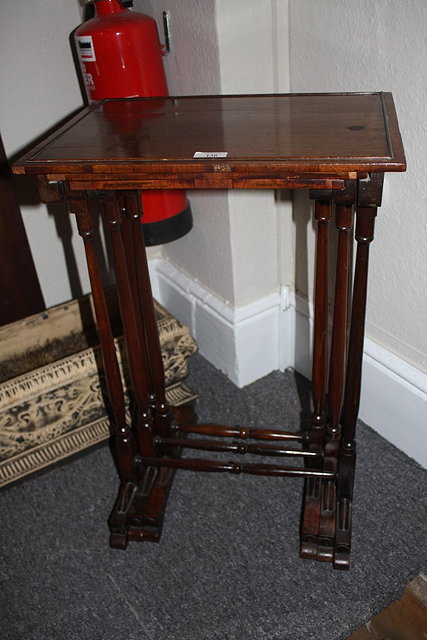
0;290;197;487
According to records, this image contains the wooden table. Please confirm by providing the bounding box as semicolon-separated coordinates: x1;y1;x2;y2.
14;93;406;569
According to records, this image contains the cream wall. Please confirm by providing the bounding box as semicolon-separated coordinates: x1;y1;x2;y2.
137;0;290;307
136;0;234;302
215;0;290;307
2;0;425;379
1;0;286;311
0;0;89;307
289;0;427;373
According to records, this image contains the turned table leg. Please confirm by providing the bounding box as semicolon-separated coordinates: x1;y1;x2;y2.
317;201;353;562
71;190;191;547
301;176;382;568
332;175;382;569
104;190;192;545
102;192;156;455
71;193;139;548
333;204;378;569
70;172;381;565
300;198;331;559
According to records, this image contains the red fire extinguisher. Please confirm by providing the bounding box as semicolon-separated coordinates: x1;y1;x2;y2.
74;0;192;246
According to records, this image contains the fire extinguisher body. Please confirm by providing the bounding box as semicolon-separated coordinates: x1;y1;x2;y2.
76;9;168;100
75;0;192;246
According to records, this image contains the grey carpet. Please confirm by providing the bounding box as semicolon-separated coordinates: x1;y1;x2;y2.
1;353;426;640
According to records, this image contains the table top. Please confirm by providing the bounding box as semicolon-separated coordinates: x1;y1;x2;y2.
13;93;406;190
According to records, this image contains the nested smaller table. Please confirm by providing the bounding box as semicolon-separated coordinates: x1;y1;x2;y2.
14;92;406;569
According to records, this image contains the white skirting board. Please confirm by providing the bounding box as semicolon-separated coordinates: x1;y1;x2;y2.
149;258;427;468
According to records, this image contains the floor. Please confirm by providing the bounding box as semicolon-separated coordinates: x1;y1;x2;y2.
1;354;426;639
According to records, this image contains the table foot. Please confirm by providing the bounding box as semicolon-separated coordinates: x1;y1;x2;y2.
300;477;322;559
300;478;351;568
333;548;351;569
109;402;197;548
109;466;176;547
109;480;138;549
317;480;337;562
333;495;352;570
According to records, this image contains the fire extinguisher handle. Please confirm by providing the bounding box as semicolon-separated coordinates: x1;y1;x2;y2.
162;11;171;55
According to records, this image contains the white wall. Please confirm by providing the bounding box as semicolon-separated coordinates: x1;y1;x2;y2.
289;0;427;375
137;0;290;307
0;0;90;307
215;0;289;307
2;0;425;377
2;0;289;311
136;0;233;302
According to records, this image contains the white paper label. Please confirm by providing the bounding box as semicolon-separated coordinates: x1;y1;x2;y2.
77;35;96;62
83;72;95;88
193;151;228;158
